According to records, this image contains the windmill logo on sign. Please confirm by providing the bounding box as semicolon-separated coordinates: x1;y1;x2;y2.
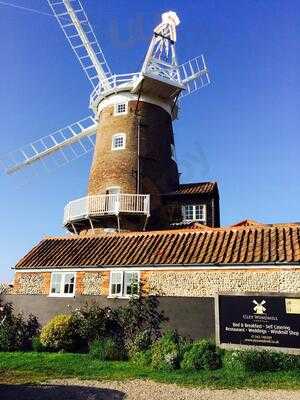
253;300;266;315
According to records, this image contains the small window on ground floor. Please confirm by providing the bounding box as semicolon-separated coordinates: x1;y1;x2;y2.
182;204;206;223
110;271;139;298
50;272;75;297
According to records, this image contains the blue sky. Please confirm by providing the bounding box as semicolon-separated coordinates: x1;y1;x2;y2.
0;0;299;282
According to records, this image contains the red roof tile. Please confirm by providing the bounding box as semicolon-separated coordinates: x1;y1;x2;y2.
230;220;265;227
14;224;300;269
167;182;217;195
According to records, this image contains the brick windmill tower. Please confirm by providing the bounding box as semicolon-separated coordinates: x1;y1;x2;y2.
2;0;217;233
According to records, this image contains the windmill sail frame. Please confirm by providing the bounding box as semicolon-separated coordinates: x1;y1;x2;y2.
0;116;97;175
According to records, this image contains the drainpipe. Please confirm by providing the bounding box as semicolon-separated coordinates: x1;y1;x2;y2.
137;116;141;195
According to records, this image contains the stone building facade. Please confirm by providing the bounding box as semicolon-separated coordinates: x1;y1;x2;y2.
12;268;300;299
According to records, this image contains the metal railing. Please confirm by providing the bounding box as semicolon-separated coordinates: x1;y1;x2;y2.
90;73;140;111
63;193;150;225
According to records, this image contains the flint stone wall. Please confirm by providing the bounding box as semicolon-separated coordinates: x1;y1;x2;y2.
145;269;300;297
10;268;300;297
12;272;51;295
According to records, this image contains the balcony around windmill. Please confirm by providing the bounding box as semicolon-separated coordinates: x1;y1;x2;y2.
63;193;150;233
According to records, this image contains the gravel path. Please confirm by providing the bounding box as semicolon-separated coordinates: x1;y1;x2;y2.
0;378;299;400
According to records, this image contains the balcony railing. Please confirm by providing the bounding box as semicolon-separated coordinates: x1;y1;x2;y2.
90;72;140;112
63;193;150;226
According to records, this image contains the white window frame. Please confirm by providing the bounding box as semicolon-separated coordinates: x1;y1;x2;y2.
109;270;140;298
49;272;76;297
182;204;206;223
111;133;126;150
114;102;128;116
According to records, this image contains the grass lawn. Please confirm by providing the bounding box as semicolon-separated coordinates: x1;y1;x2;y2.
0;352;299;389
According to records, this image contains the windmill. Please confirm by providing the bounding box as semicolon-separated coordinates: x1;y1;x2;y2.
1;0;210;233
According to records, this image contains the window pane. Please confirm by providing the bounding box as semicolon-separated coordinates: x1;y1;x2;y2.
63;273;75;294
111;272;122;295
116;103;126;113
51;273;61;294
124;272;139;296
195;205;204;220
112;134;125;149
112;283;122;295
183;205;193;220
183;204;205;222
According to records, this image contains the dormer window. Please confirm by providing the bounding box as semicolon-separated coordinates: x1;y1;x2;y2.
114;102;127;115
182;204;206;223
112;133;126;150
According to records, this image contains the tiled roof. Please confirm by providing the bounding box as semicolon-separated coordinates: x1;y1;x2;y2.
230;220;265;227
230;220;300;228
15;224;300;269
167;182;217;195
168;222;214;230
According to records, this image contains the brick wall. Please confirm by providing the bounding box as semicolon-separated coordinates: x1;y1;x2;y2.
88;100;179;197
87;99;179;230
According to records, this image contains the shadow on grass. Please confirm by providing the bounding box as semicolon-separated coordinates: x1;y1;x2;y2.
0;383;125;400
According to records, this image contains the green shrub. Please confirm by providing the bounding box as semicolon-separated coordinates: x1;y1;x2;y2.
131;350;152;367
0;300;39;351
223;351;245;374
0;328;10;351
89;338;125;361
71;295;166;355
40;314;76;352
127;329;152;358
72;303;123;347
118;295;167;347
151;330;188;370
181;339;221;370
274;352;300;370
89;340;106;360
32;336;46;352
223;350;300;373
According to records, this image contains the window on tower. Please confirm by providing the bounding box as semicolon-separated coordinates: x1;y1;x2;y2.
112;133;126;150
114;102;128;115
182;204;206;223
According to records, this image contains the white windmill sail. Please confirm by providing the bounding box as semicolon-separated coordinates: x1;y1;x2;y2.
47;0;112;89
179;55;210;97
0;116;97;176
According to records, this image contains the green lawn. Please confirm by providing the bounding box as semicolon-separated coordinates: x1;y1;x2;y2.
0;352;299;389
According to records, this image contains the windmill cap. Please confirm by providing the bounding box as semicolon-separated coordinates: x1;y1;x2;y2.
161;11;180;26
